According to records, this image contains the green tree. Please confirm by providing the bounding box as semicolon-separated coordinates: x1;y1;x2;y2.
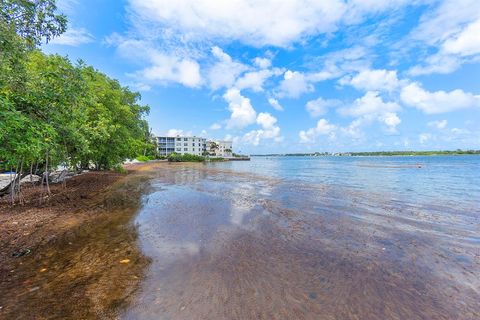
0;0;67;46
0;1;153;203
78;65;150;169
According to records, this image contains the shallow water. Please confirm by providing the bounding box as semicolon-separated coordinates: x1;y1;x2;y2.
0;174;151;319
2;157;478;319
123;157;480;319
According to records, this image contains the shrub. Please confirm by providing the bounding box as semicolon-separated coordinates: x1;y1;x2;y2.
167;153;205;162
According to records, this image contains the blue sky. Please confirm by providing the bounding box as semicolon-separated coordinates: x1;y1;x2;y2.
44;0;480;153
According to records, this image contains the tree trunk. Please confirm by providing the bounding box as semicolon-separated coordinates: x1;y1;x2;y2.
45;150;51;195
9;165;14;205
30;162;33;184
18;159;24;205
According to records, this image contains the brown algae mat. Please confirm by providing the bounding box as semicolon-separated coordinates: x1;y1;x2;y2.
0;165;153;319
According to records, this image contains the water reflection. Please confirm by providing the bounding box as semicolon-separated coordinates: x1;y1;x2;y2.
3;160;475;319
123;163;480;320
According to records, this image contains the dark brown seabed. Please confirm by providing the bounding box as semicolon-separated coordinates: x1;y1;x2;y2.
1;162;479;319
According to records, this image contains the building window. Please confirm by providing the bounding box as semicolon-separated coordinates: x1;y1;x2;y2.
184;148;188;151
184;143;188;146
184;138;188;141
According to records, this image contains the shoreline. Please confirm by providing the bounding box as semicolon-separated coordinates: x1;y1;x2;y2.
0;163;155;319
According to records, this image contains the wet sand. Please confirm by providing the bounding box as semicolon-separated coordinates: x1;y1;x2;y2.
1;162;479;319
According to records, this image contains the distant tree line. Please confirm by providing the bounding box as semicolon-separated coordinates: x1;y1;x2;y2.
348;150;480;156
252;150;480;157
0;0;155;200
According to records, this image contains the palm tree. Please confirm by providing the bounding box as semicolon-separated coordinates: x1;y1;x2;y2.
209;142;219;156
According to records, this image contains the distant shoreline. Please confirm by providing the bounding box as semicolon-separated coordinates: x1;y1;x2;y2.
251;150;480;157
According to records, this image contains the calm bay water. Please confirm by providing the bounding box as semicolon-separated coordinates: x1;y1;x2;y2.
123;156;480;319
212;155;480;211
3;157;478;319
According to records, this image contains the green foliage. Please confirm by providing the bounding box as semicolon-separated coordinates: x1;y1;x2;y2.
0;0;151;179
207;157;226;162
0;20;28;94
167;153;205;162
77;64;150;169
0;0;67;46
1;51;150;171
136;155;153;162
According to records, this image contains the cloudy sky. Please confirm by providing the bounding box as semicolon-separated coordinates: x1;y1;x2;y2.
45;0;480;153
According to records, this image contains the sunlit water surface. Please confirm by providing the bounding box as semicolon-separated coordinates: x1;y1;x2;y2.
123;156;480;319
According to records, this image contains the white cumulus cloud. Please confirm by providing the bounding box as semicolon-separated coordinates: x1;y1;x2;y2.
379;112;401;133
108;35;203;88
400;82;480;114
235;68;283;92
242;112;282;146
299;119;337;143
208;47;249;90
408;0;480;75
127;0;346;47
442;19;480;57
127;0;418;47
340;69;400;92
339;91;400;117
339;92;402;134
276;70;314;98
223;88;257;129
139;53;202;88
306;97;341;117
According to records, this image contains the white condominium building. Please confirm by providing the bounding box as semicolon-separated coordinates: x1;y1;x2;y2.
156;136;206;156
156;135;234;157
207;140;233;157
